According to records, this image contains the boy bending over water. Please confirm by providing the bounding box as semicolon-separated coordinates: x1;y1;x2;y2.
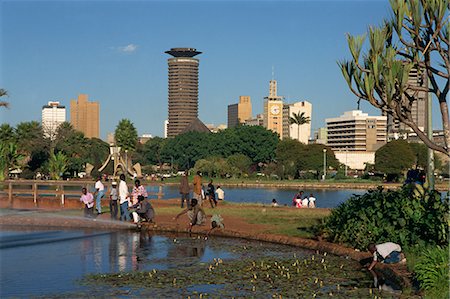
174;198;206;232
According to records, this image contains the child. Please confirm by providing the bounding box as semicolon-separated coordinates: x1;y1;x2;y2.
109;182;119;219
271;198;279;207
308;193;316;208
302;196;309;208
215;186;225;201
207;180;217;208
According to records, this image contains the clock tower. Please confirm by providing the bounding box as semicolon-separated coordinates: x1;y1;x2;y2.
263;80;284;137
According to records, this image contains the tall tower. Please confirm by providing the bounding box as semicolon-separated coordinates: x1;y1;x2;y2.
42;101;66;139
165;48;201;138
263;80;284;137
70;94;99;138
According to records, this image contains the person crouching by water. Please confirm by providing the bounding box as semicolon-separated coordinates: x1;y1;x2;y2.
179;170;190;208
130;195;155;224
367;242;406;270
80;187;95;218
109;182;119;220
205;214;225;239
174;198;206;233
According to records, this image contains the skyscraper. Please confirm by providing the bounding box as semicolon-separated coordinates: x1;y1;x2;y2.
165;48;201;138
227;96;252;128
42;101;65;139
263;80;284;137
70;94;99;138
386;68;428;140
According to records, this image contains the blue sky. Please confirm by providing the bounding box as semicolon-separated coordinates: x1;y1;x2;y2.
2;0;439;139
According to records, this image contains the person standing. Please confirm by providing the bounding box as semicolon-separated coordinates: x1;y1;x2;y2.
179;170;190;208
109;182;119;220
308;193;316;208
119;174;131;221
131;179;148;206
80;187;95;218
193;171;203;206
215;185;225;201
207;180;217;208
94;176;105;214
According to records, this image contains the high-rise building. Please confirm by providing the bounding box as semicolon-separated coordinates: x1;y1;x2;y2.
326;110;387;152
165;48;201;138
313;127;328;145
227;96;252;128
42;101;65;138
263;80;284;137
70;94;99;138
387;68;428;140
282;101;312;143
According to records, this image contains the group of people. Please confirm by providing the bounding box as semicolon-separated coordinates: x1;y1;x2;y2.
179;170;225;209
177;171;225;235
292;191;316;208
79;174;155;225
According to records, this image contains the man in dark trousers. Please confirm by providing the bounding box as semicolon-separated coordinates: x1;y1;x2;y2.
179;170;190;208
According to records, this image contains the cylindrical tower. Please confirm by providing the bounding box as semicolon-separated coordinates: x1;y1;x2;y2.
165;48;202;138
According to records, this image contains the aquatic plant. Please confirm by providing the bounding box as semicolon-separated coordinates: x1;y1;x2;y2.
414;246;449;299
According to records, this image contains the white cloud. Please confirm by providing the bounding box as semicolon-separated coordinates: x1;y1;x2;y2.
118;44;138;53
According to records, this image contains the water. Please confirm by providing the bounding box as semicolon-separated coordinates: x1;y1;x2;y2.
0;228;311;298
147;185;366;208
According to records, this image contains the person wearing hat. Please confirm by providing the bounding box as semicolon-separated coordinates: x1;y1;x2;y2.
109;181;119;220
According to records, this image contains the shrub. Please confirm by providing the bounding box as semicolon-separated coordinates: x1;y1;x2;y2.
414;246;449;299
322;186;449;250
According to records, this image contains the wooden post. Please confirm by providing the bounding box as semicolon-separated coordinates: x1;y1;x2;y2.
33;182;38;207
8;181;13;208
60;184;65;207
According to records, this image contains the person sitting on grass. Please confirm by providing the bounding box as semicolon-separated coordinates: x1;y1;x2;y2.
130;195;155;224
174;198;206;233
367;242;406;270
271;198;279;207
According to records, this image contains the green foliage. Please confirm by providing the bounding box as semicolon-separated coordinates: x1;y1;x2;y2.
115;119;138;152
414;246;449;299
0;124;15;143
227;154;252;177
375;140;415;179
339;0;449;156
323;186;449;250
276;139;303;179
161;126;279;169
48;151;68;180
0;142;24;180
409;142;442;170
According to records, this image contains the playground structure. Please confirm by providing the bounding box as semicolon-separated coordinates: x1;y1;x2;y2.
97;146;142;178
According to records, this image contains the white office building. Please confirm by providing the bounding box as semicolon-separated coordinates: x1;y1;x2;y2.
282;101;312;143
42;101;65;138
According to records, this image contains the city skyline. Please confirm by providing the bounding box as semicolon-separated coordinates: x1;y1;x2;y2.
1;0;443;139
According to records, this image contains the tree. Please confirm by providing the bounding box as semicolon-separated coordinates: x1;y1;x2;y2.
297;144;340;178
276;139;304;179
375;140;416;180
141;137;166;166
0;124;16;143
115;119;138;152
55;124;89;175
15;121;46;154
339;0;449;156
48;152;68;180
0;88;8;108
288;112;310;142
0;142;24;180
227;154;252;177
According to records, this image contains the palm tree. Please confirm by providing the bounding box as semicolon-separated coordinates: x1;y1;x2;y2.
0;142;24;180
289;112;310;142
0;88;8;108
48;152;68;180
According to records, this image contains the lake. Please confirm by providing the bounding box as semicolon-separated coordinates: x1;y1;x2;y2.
146;185;367;208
